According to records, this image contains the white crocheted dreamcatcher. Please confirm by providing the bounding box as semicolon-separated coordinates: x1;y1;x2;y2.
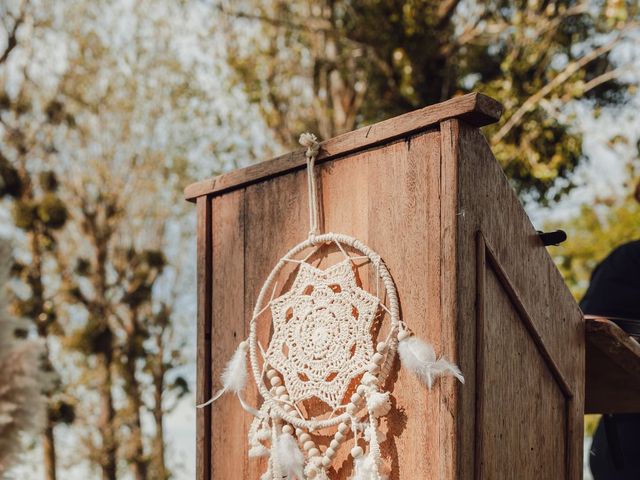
198;133;464;480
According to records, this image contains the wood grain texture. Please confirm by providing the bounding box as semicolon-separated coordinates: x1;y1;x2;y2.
191;100;587;479
585;318;640;413
454;121;584;480
184;93;503;202
211;190;247;479
196;196;212;480
364;132;446;480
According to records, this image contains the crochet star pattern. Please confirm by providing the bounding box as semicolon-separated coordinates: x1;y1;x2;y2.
265;259;379;409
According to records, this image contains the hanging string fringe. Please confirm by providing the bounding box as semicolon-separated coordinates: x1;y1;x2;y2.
275;431;305;480
299;132;321;238
196;341;248;408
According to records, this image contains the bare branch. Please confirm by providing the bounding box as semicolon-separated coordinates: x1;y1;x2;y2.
0;3;26;65
435;0;462;30
493;32;629;145
213;3;330;33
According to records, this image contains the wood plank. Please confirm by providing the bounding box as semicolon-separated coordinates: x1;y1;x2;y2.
210;190;247;479
365;131;445;480
184;93;503;202
438;120;460;480
454;122;584;479
242;168;309;479
196;196;212;480
585;317;640;413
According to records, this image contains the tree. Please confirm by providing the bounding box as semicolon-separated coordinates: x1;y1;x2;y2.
0;237;48;475
221;0;638;203
1;2;77;478
1;0;237;477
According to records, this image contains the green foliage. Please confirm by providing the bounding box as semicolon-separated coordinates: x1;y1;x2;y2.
0;153;22;198
226;0;638;203
49;399;76;425
66;317;114;356
37;194;68;230
39;171;59;192
548;195;640;300
12;200;38;230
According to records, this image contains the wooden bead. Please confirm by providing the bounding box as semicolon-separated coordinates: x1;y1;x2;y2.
304;440;315;451
239;340;248;350
299;433;311;443
282;425;293;434
325;447;336;458
346;403;357;414
266;369;278;379
376;342;387;353
338;422;349;434
295;428;304;437
275;386;286;396
329;439;340;450
307;470;317;479
351;446;363;458
270;376;282;387
356;385;367;396
308;448;320;457
372;352;385;365
367;364;381;374
321;456;332;467
334;431;344;441
350;393;361;403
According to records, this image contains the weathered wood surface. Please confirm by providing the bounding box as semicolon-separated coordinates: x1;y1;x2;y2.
196;196;212;480
184;93;502;202
585;317;640;413
453;121;584;480
206;130;458;479
191;95;586;480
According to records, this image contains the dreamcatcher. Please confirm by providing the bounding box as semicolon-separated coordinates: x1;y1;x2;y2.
198;133;464;479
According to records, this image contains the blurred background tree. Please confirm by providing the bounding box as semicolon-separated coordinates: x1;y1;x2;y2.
0;2;76;478
1;0;263;478
0;238;48;476
222;0;638;203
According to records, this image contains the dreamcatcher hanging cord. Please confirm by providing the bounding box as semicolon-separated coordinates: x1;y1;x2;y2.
299;133;321;238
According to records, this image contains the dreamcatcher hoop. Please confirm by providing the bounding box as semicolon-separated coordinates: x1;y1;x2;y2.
248;232;400;430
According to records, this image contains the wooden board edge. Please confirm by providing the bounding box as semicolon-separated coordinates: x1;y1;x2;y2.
196;196;212;480
184;93;503;202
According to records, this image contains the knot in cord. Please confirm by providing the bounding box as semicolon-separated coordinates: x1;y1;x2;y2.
299;132;320;159
299;132;321;238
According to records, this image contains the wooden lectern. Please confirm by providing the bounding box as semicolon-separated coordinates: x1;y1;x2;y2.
186;93;640;479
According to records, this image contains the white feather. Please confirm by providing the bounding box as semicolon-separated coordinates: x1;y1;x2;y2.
398;336;464;388
221;341;248;394
351;454;388;480
196;341;248;408
276;432;305;480
249;444;269;458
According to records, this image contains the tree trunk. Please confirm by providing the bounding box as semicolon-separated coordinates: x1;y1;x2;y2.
97;352;117;480
127;368;147;480
42;420;56;480
152;368;166;480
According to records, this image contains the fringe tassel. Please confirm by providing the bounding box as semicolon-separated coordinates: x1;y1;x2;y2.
275;432;305;480
197;341;248;408
398;333;464;389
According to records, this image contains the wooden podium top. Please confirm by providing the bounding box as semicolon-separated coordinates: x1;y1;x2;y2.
586;317;640;413
184;92;503;201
